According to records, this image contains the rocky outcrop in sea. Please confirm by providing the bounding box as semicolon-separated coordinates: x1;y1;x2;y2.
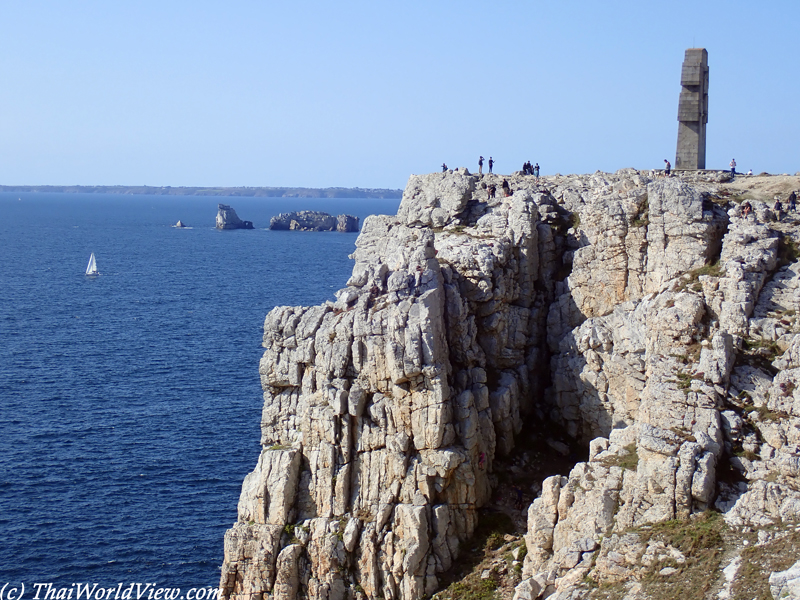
217;204;254;229
269;211;359;232
219;169;800;600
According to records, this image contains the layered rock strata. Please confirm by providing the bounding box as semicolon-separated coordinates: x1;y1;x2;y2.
220;169;800;600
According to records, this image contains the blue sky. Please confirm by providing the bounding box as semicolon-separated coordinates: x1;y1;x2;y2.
0;1;797;188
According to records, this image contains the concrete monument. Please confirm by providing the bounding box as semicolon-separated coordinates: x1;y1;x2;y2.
675;48;708;170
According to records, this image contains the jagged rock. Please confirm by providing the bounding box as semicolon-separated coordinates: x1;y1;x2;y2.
221;171;553;600
220;169;800;600
337;214;359;232
238;448;301;525
770;559;800;600
216;203;254;229
269;211;359;232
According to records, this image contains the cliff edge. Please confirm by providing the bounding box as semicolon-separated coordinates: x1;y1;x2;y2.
220;170;800;600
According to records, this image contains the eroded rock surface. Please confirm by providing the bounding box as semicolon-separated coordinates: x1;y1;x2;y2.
269;211;359;232
220;169;800;600
217;203;254;229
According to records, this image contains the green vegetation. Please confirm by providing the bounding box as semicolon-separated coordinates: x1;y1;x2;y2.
671;343;703;365
677;371;693;391
439;576;499;600
733;447;759;461
637;512;727;600
268;444;291;451
677;260;724;292
631;198;649;228
742;403;787;422
433;510;518;600
601;443;639;471
669;427;697;443
742;337;782;361
731;528;800;600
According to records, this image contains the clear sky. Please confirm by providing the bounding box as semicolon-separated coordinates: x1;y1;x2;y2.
1;1;797;189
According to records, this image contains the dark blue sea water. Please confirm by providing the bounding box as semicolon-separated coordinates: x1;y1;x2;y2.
0;194;399;588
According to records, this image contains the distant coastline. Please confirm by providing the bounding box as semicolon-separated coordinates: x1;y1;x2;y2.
0;184;403;199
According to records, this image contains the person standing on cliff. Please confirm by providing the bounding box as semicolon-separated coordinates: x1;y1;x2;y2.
488;157;494;174
502;179;510;197
478;156;484;175
534;163;540;178
789;191;797;212
730;159;736;179
664;159;671;177
442;163;448;172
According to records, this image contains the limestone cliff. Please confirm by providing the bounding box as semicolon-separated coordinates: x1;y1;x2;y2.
220;169;800;600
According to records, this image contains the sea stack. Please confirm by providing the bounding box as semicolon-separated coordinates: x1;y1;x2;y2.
216;204;254;229
268;210;359;232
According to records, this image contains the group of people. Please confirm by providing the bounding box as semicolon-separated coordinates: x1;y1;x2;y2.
522;161;540;177
775;190;798;214
741;191;798;219
441;156;541;179
486;178;513;199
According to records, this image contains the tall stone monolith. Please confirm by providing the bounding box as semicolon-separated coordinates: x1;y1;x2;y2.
675;48;708;170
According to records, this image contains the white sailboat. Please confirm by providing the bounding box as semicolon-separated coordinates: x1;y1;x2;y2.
85;252;99;276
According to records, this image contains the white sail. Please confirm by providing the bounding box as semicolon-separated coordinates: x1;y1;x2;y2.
85;253;98;276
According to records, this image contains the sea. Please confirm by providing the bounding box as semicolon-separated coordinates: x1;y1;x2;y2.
0;193;400;588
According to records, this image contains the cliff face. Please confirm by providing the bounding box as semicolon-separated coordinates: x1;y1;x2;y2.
220;169;800;600
269;211;359;232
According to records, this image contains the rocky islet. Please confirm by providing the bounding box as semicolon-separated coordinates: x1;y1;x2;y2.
269;211;359;232
219;169;800;600
217;203;255;229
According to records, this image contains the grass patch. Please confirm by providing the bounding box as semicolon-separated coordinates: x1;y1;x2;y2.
637;511;726;600
671;343;703;365
678;260;724;292
601;443;639;471
742;403;787;422
733;447;759;461
570;212;581;229
731;529;800;600
676;371;693;391
742;338;782;361
267;444;291;451
438;576;499;600
631;198;649;228
434;509;516;600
